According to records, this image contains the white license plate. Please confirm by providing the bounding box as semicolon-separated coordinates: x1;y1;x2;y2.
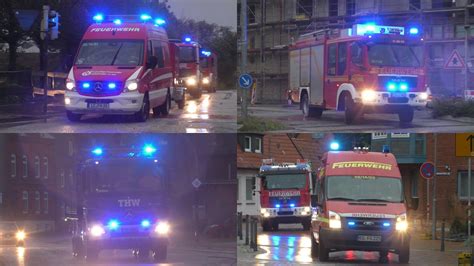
279;208;292;212
357;235;382;242
88;103;109;109
391;92;406;98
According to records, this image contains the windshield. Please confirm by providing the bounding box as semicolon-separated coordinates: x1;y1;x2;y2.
179;46;196;63
85;160;164;193
263;173;307;190
327;175;403;202
367;44;422;67
75;40;144;66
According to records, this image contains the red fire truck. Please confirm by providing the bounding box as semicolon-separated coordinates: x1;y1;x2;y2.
289;24;431;124
65;15;177;122
200;50;218;93
257;159;314;231
310;148;410;263
169;38;203;99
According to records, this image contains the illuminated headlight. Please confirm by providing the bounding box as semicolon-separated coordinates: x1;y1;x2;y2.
186;78;197;86
202;77;210;84
15;231;26;241
261;208;270;217
303;207;311;212
66;81;75;91
419;92;429;101
396;213;408;231
361;90;377;102
328;211;342;229
155;222;170;235
90;225;105;237
125;80;139;91
65;97;71;105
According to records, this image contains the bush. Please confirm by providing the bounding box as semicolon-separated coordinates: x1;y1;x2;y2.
431;98;474;118
450;217;467;235
238;116;286;132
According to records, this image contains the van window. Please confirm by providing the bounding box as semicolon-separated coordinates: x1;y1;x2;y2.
327;44;337;76
152;41;165;68
75;40;144;66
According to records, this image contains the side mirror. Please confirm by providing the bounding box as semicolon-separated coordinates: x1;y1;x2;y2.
147;56;158;69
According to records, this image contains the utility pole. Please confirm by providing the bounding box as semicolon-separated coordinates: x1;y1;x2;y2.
240;0;248;119
432;134;437;240
41;5;50;116
468;156;472;265
465;7;470;98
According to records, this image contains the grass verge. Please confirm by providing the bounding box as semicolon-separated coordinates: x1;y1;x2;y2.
238;115;286;132
431;98;474;118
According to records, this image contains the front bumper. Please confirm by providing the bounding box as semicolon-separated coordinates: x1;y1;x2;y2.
65;91;144;115
260;207;312;224
88;236;168;250
356;91;429;109
317;227;409;252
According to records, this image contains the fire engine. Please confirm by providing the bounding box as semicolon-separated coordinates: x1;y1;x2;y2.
289;24;431;124
170;38;203;99
65;14;178;122
310;147;410;263
257;159;314;231
68;144;170;262
200;50;218;93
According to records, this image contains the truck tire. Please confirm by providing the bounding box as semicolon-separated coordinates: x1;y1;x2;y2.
272;222;279;231
398;242;410;263
176;98;185;110
66;111;82;122
190;89;202;99
344;94;360;125
302;93;323;118
318;238;329;262
398;108;414;124
153;244;167;262
310;232;319;258
302;220;311;231
154;91;171;116
134;94;150;122
262;221;272;232
379;251;389;263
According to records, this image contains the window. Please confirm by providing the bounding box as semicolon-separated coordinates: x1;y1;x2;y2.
152;41;165;68
409;0;421;10
328;44;337;76
329;0;338;17
338;43;347;75
297;0;313;16
43;192;49;214
346;0;355;15
245;177;254;201
248;4;256;24
10;154;16;178
22;155;28;178
34;156;40;178
43;157;48;179
432;0;454;8
351;42;363;65
237;3;241;26
372;133;388;139
35;191;40;214
60;169;65;188
411;173;419;198
22;191;28;214
458;171;474;200
255;138;262;153
431;25;443;39
244;136;252;152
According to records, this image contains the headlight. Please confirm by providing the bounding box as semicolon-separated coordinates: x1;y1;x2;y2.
361;90;377;102
125;80;139;91
155;222;170;235
65;97;71;105
202;77;210;84
303;207;311;212
260;208;270;217
419;92;429;100
328;211;342;229
396;213;408;231
186;78;197;86
90;225;105;237
16;231;26;241
66;80;75;91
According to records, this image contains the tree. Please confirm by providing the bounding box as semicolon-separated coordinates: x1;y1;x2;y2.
0;0;26;70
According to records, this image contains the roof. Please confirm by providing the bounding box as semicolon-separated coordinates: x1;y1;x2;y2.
83;22;167;40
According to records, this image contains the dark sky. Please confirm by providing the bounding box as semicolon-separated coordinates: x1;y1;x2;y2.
167;0;236;30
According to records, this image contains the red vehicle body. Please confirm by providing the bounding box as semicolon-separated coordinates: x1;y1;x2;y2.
65;20;175;122
289;24;431;124
310;150;409;263
169;40;203;99
200;51;218;93
258;159;314;231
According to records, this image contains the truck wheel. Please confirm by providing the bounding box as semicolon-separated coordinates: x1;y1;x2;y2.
134;94;150;122
153;244;167;262
66;111;82;122
398;108;414;124
176;97;185;110
344;94;360;125
302;221;311;231
310;232;319;258
272;222;279;231
398;242;410;263
138;248;149;262
379;251;389;263
154;92;171;116
302;93;322;118
318;238;329;262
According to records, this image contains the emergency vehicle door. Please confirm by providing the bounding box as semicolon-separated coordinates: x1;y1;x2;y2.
309;45;324;106
149;40;172;105
325;43;348;109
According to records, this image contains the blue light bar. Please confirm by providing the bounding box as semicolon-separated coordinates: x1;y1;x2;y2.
93;14;104;22
140;14;152;21
184;37;192;42
355;24;405;36
290;203;295;208
409;27;419;35
141;219;151;228
348;221;356;226
330;142;340;151
201;50;212;57
400;83;408;91
82;82;91;89
275;204;281;208
143;144;157;155
108;219;120;230
155;18;166;26
92;147;103;156
387;82;396;91
383;222;390;227
108;82;117;89
113;19;122;25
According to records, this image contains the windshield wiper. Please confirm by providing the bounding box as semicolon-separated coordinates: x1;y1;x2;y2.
328;197;356;201
110;43;124;66
356;198;398;203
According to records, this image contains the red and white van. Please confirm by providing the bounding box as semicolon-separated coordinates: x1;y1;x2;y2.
310;149;410;263
65;15;177;122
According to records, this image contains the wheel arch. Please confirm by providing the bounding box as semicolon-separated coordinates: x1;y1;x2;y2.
336;83;357;111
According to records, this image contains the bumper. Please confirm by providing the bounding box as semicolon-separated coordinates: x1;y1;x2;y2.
172;87;185;101
356;91;429;109
260;207;312;224
88;236;168;250
262;215;311;224
65;91;144;115
317;228;409;252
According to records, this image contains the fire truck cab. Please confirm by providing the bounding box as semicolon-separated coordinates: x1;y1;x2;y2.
65;15;175;122
310;148;409;263
200;50;218;93
257;159;314;231
290;24;430;124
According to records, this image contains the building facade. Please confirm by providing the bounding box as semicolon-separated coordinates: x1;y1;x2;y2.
238;0;474;103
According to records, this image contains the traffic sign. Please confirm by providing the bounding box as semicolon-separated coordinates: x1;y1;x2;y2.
444;50;465;69
239;73;253;89
192;178;202;189
456;133;474;157
420;162;435;180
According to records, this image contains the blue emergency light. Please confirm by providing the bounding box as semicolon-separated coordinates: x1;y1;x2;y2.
184;37;192;42
113;19;122;25
386;81;409;92
201;50;212;57
143;144;157;155
383;222;391;227
108;82;117;89
82;82;91;89
275;204;281;208
290;203;295;208
409;27;419;35
93;14;104;23
330;142;340;151
348;221;356;226
141;219;151;228
155;18;166;26
355;23;405;36
108;219;120;230
92;147;103;156
140;14;152;21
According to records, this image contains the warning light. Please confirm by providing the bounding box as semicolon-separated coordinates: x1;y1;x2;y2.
155;18;166;26
93;14;104;23
82;82;91;89
275;204;281;208
141;220;151;228
92;147;103;156
330;142;340;151
108;82;117;89
143;144;157;155
290;203;295;208
201;50;212;57
184;37;192;42
113;19;122;25
409;27;419;35
108;219;120;230
140;14;152;21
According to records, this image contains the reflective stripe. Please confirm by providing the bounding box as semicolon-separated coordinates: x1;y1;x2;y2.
126;67;143;81
150;73;173;83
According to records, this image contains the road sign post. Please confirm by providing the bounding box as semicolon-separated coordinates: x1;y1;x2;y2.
240;0;248;119
420;162;435;180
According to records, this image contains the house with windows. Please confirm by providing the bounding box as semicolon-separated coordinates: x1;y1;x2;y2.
237;133;332;215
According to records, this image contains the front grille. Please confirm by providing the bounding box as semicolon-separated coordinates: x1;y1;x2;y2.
388;97;409;103
277;211;294;216
378;76;418;90
77;81;123;97
344;218;393;231
269;196;300;207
